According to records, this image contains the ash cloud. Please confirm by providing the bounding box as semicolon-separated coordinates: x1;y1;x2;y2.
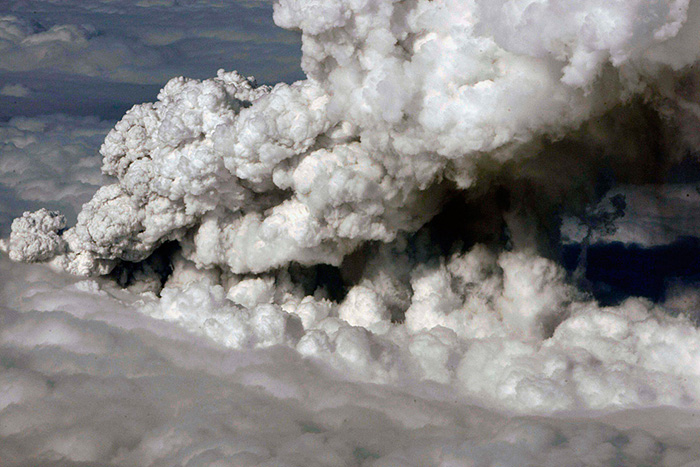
8;0;700;276
4;0;700;464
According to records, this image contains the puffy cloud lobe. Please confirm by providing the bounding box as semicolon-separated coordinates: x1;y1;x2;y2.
476;0;696;85
39;71;274;274
95;239;698;413
277;0;699;162
8;67;446;274
1;209;66;262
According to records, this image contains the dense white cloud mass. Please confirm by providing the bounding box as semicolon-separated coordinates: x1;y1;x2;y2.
4;0;700;464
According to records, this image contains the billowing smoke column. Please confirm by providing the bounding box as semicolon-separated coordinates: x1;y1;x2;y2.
4;0;699;276
4;0;700;411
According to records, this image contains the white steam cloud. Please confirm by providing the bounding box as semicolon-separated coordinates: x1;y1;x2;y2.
4;0;700;464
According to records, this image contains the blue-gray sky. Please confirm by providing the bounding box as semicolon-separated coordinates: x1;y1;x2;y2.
0;0;303;120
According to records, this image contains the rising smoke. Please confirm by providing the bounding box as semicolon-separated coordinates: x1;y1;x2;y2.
4;0;700;417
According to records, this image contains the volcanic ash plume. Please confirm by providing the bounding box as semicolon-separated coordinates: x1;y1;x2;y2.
4;0;700;411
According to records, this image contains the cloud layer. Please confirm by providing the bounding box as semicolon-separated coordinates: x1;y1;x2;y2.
0;115;111;236
0;0;304;119
3;257;700;466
